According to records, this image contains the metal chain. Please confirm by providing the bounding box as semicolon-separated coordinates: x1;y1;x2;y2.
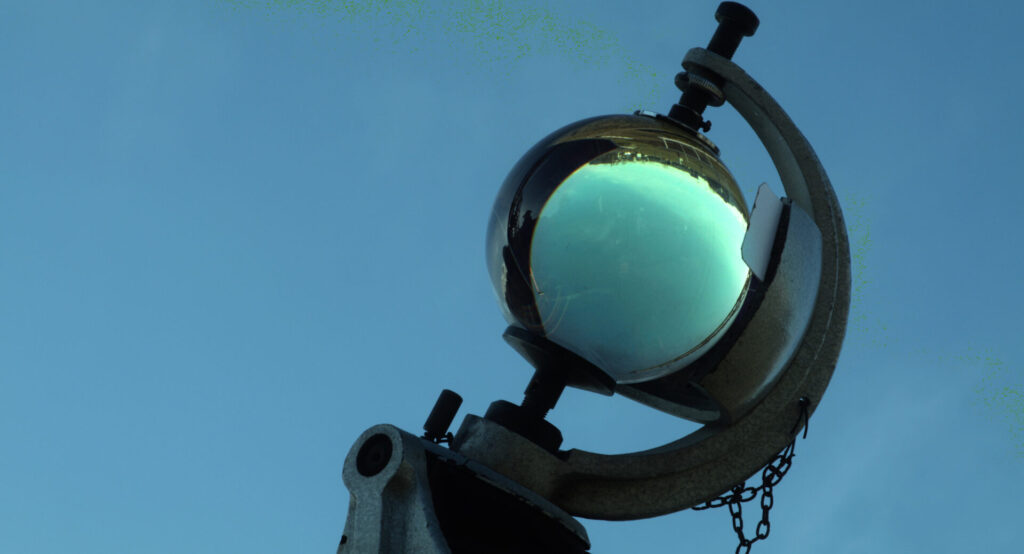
692;397;811;553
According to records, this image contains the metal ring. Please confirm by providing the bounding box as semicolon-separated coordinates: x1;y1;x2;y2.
677;71;726;106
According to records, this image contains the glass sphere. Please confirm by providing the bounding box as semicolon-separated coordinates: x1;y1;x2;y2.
487;114;751;384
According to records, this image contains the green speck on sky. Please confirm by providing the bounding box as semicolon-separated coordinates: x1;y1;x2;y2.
217;0;663;110
967;349;1024;457
844;192;891;349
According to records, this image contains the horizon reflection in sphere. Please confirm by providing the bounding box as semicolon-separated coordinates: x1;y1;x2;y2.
488;115;752;384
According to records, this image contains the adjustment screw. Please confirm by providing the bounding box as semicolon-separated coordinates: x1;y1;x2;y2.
707;2;760;60
423;389;463;442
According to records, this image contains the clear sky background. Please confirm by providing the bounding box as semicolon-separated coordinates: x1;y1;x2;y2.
2;1;1022;552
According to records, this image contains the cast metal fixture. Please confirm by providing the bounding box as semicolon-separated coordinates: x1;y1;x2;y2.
338;3;849;551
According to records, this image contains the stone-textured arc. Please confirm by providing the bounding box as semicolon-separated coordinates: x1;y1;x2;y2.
455;48;851;520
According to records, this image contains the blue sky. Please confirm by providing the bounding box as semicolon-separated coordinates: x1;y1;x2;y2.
2;1;1022;552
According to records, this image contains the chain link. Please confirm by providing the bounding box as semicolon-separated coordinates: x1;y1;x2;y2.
692;397;811;553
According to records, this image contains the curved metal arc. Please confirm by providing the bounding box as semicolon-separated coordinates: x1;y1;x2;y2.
457;48;851;521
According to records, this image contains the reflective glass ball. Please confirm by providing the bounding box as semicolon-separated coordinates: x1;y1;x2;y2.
487;114;751;384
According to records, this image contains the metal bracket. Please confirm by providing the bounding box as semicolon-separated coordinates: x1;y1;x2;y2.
452;47;851;520
340;424;591;553
339;425;451;553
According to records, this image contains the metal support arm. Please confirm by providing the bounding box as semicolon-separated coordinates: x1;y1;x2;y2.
452;47;851;520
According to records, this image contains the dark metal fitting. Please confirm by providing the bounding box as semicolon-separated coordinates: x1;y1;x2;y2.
668;3;759;134
675;71;725;107
355;433;393;477
667;104;712;133
707;2;760;60
484;400;564;453
423;389;463;443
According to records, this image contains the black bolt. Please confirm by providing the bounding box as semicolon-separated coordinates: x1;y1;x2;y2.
668;2;759;133
520;367;567;420
356;433;393;477
423;389;463;442
707;2;760;60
